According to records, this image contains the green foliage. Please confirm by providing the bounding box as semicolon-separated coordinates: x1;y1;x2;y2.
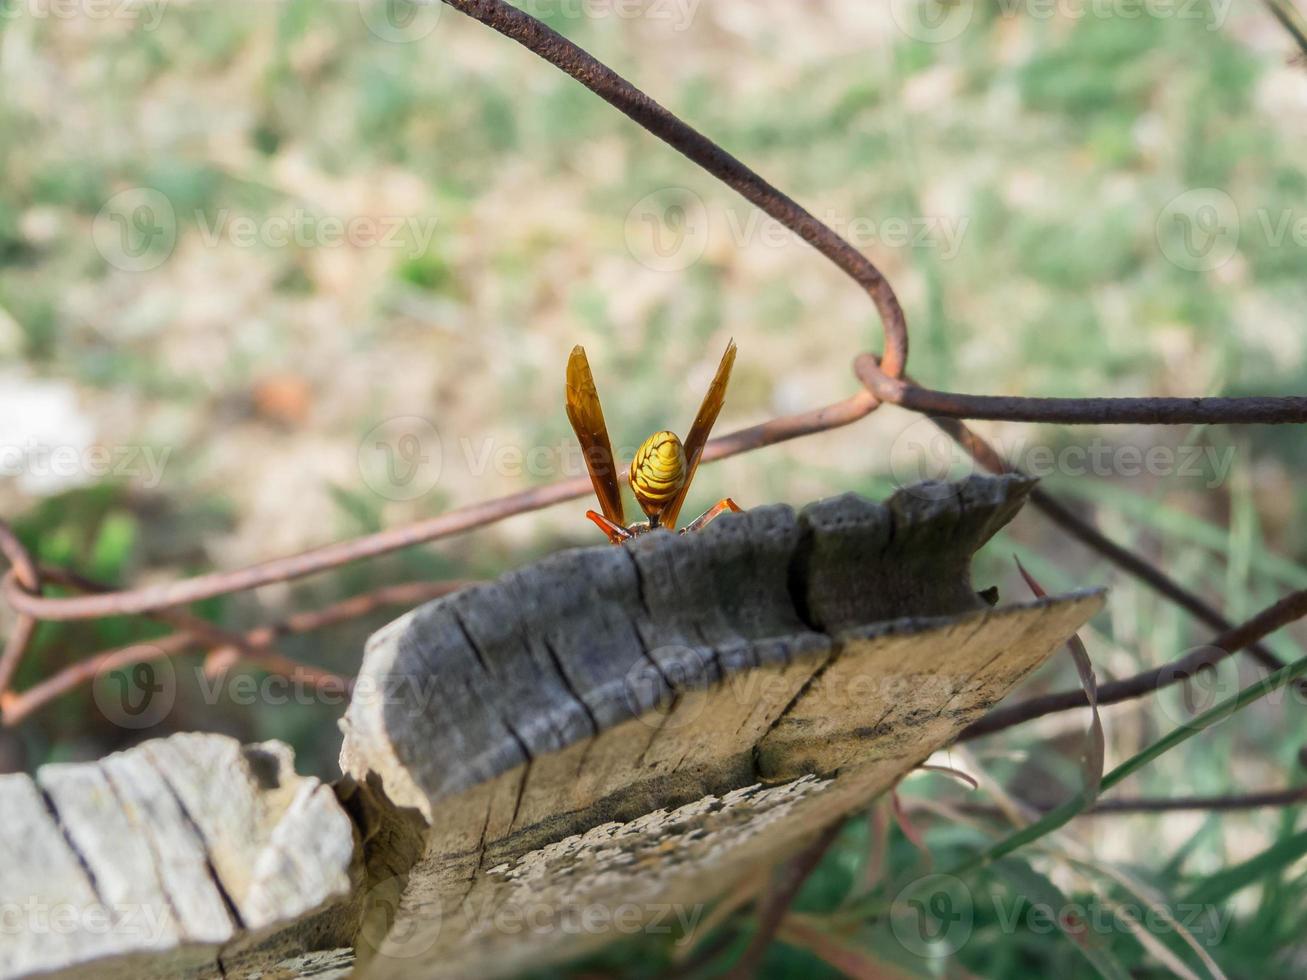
1017;13;1163;120
1014;208;1140;291
2;4;1304;977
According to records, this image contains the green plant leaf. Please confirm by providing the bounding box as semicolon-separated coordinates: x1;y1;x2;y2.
993;858;1132;980
1184;827;1307;908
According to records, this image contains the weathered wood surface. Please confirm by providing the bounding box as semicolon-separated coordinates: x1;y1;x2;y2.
0;734;357;980
0;477;1104;979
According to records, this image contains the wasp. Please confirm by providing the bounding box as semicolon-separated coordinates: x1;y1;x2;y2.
565;341;742;544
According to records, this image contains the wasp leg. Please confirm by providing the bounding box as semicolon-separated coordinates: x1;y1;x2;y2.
586;510;633;544
680;498;743;533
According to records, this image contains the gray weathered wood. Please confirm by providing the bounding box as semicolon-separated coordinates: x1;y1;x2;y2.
338;475;1103;978
0;735;357;980
1;477;1104;979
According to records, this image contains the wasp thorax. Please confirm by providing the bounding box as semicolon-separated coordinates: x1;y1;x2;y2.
630;430;687;522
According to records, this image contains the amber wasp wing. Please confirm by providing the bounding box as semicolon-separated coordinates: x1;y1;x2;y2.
565;345;626;527
660;339;736;530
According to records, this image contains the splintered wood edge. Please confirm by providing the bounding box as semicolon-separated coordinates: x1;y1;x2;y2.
329;476;1108;978
339;474;1042;819
0;734;358;980
350;590;1104;980
0;477;1105;980
0;591;1102;980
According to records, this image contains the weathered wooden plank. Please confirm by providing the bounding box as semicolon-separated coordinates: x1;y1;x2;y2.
353;590;1103;980
339;476;1105;978
2;477;1104;980
0;735;357;980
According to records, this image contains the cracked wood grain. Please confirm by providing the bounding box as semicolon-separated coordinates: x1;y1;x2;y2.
339;476;1104;978
0;735;358;980
1;477;1102;980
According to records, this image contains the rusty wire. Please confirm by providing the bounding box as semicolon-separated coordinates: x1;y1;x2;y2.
961;588;1307;740
856;357;1307;425
1;0;1305;729
866;364;1304;683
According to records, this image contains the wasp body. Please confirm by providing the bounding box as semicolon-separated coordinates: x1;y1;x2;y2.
565;342;742;544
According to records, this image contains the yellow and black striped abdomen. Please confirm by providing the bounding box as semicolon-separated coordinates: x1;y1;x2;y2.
630;430;687;523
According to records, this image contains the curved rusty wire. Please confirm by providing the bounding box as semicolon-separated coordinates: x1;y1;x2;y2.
856;356;1307;424
0;524;41;698
2;0;1306;734
856;354;1303;686
0;391;880;623
0;577;473;727
961;587;1307;739
440;0;910;380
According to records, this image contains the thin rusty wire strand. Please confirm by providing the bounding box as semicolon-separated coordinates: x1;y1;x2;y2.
0;524;41;697
1;565;352;720
439;0;909;379
3;353;1299;716
0;391;880;623
0;633;352;728
0;0;903;682
721;820;845;980
228;579;476;645
960;587;1307;740
1;633;191;727
0;579;471;726
937;415;1296;676
1;0;1304;732
200;579;477;676
1027;486;1301;683
953;785;1307;817
856;355;1307;425
1;0;900;626
932;413;1302;683
852;355;1298;680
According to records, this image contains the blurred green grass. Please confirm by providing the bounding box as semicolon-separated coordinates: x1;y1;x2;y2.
1;1;1306;976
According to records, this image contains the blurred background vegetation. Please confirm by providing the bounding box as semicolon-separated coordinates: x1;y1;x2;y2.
1;0;1306;975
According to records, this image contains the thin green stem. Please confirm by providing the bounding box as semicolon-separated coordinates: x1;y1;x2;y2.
838;646;1307;925
953;649;1307;877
